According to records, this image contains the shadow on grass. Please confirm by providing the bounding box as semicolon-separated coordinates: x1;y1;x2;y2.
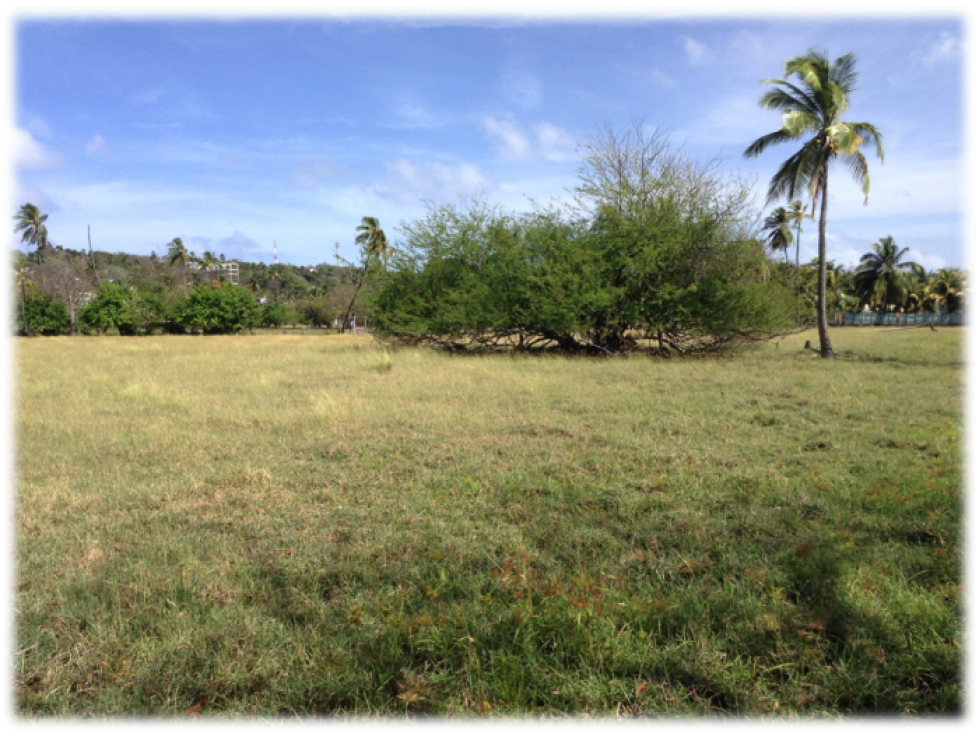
779;542;960;713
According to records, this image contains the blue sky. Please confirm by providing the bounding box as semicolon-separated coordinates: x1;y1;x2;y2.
11;13;965;270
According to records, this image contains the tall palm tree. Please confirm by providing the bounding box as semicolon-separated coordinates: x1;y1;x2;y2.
761;206;794;262
355;216;391;268
13;203;49;265
787;199;808;269
745;49;884;358
167;237;189;290
341;216;388;333
14;262;37;336
853;236;920;310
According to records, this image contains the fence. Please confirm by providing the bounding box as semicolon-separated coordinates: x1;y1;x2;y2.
844;312;965;327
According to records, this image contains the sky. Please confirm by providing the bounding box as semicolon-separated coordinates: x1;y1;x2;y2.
9;10;967;271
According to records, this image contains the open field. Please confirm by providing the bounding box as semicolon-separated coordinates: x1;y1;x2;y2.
14;328;963;717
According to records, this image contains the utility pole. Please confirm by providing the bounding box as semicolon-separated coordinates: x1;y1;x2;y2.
88;225;103;287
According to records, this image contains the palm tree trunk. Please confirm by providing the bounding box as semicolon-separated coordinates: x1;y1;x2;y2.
816;160;834;358
795;222;801;269
21;281;30;337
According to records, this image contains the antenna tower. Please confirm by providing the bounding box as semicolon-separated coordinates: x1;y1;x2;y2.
274;240;278;264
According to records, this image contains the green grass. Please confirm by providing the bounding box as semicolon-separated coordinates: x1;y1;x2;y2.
15;327;963;717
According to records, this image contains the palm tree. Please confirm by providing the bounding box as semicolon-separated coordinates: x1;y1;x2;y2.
925;268;966;313
167;237;189;290
745;49;884;358
13;203;49;265
853;236;920;310
787;199;808;269
341;216;389;333
761;206;794;262
14;262;37;336
355;216;391;268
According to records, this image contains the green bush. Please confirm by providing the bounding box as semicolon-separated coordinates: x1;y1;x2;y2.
369;201;794;354
173;282;260;334
16;295;70;335
79;283;138;335
259;301;289;328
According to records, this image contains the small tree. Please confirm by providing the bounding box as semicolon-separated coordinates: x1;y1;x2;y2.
174;282;260;334
339;216;389;333
79;283;137;335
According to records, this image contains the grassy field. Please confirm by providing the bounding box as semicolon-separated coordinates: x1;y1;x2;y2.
14;327;963;717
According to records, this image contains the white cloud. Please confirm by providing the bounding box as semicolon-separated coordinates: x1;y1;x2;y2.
483;118;576;162
535;121;576;161
376;159;493;204
483;117;533;161
15;128;63;170
921;32;960;66
680;35;710;66
290;158;349;190
85;135;108;155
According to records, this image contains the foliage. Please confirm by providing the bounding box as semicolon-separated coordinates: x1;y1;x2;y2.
925;269;966;314
761;206;794;261
294;296;336;327
854;236;921;310
259;300;290;328
16;295;69;334
371;128;795;355
79;283;139;335
355;216;391;267
13;203;49;265
174;282;260;334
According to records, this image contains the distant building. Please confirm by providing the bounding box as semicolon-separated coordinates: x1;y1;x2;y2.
187;260;239;284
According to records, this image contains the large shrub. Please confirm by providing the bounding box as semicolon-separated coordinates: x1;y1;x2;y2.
79;283;138;335
370;124;797;354
17;294;70;335
369;194;794;354
173;282;260;334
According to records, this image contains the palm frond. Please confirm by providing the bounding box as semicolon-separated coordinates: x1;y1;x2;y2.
847;122;885;162
782;110;821;137
765;138;822;204
743;128;794;159
840;149;871;203
829;52;859;95
758;83;821;118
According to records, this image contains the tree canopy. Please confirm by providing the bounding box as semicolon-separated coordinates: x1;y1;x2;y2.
369;125;796;355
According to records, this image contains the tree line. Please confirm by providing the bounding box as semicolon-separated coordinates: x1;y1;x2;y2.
12;48;965;345
10;211;366;336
